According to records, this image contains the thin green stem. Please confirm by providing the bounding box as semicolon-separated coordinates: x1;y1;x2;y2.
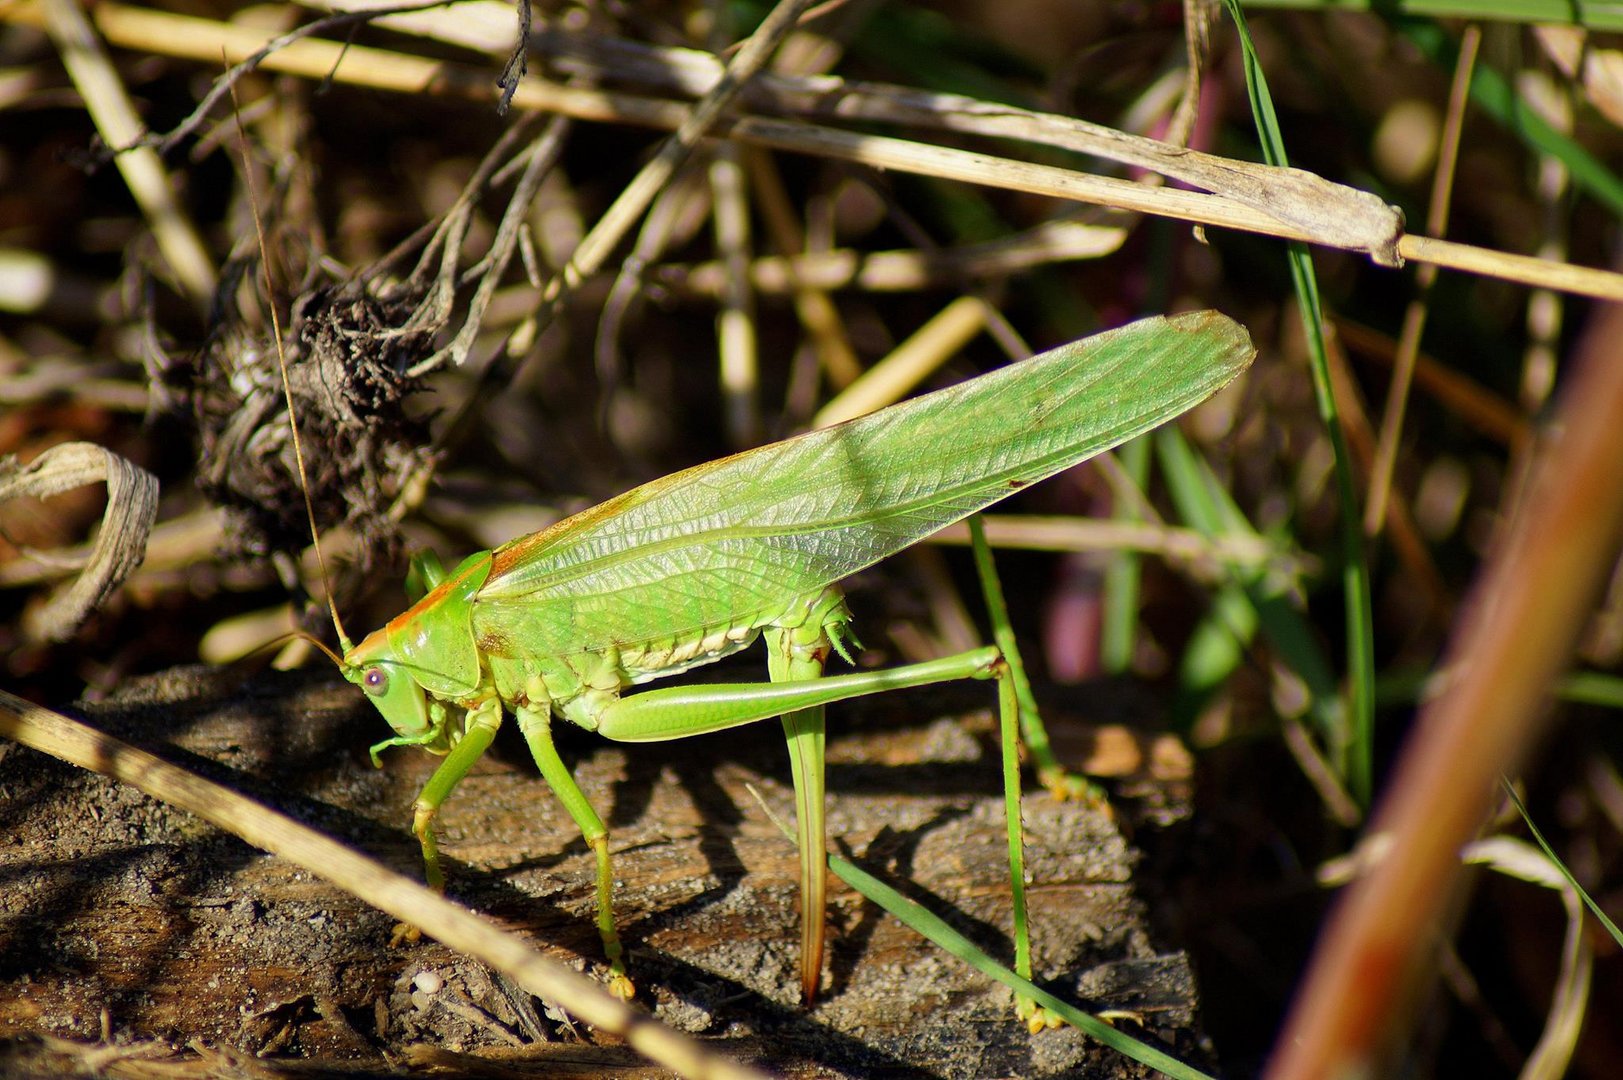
1223;0;1376;805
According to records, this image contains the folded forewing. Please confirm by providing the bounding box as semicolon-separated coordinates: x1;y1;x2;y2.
475;313;1254;658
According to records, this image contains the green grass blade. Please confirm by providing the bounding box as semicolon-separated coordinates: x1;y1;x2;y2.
1555;671;1623;709
750;786;1209;1076
1174;595;1256;726
1238;0;1623;32
1155;428;1256;727
1237;11;1623;216
1377;668;1623;710
1223;0;1376;806
1503;782;1623;947
825;851;1216;1080
1102;435;1151;674
1156;428;1340;736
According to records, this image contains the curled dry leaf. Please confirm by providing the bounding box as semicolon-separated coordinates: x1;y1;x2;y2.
0;441;157;641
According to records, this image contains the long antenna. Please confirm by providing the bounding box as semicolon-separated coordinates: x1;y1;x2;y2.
230;81;351;654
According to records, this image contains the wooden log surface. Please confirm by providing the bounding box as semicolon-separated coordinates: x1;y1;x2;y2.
0;663;1206;1078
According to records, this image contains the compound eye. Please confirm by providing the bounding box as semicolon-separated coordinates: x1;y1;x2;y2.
362;666;389;697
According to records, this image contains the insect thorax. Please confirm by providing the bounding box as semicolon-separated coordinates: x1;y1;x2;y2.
482;586;851;727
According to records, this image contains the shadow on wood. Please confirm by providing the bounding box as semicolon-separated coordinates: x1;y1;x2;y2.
0;665;1205;1077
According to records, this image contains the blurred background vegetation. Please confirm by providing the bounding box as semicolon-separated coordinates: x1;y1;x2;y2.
1;0;1620;1075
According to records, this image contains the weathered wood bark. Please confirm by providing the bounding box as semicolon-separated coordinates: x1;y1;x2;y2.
0;665;1206;1077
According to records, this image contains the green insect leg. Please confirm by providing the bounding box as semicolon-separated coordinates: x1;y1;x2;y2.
971;515;1077;1030
593;648;1002;740
513;704;635;1001
765;623;828;1005
967;515;1105;805
592;645;1006;1004
388;697;502;944
994;662;1065;1031
404;550;448;602
994;665;1032;1022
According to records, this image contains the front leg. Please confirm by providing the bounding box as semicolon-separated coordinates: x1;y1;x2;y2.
388;695;502;944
